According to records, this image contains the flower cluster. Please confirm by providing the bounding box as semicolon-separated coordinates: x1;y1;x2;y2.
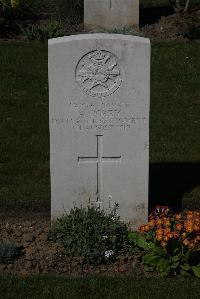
138;206;200;249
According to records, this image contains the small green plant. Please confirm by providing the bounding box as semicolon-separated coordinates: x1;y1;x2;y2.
0;240;22;264
21;21;64;41
49;205;128;264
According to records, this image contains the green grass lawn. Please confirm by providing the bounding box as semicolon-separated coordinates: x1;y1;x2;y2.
1;275;200;299
0;42;49;203
0;41;199;204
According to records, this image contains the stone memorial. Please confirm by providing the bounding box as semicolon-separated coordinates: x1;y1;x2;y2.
84;0;139;31
49;34;150;229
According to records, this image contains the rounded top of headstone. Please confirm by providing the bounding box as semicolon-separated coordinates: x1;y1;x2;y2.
48;34;150;46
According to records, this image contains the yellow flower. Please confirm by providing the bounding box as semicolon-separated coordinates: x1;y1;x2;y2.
182;232;186;238
11;0;19;9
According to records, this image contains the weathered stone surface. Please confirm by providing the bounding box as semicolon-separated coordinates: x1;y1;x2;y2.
84;0;139;31
49;34;150;229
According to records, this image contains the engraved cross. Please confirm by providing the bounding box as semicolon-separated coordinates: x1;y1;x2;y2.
78;135;121;202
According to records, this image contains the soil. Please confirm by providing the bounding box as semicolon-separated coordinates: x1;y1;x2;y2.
1;6;199;41
140;6;200;41
0;204;144;276
64;6;200;41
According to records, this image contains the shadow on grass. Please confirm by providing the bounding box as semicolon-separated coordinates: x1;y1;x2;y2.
140;6;174;27
1;162;199;219
149;162;200;212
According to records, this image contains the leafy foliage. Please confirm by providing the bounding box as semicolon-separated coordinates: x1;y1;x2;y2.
128;207;200;277
21;21;64;41
49;206;128;264
0;240;22;264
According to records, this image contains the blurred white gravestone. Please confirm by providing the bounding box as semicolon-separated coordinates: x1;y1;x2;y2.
84;0;139;31
48;34;150;229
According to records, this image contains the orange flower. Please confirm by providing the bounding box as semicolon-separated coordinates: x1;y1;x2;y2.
162;217;168;222
193;224;199;232
176;223;182;231
163;228;170;235
148;220;155;228
196;235;200;241
188;242;195;249
139;225;147;234
156;228;163;241
161;241;167;247
166;232;173;239
163;236;169;242
163;220;171;227
156;228;163;235
156;219;163;226
185;225;193;233
173;232;180;239
156;234;163;241
187;211;193;215
184;220;193;232
183;239;189;246
175;214;181;221
186;211;194;220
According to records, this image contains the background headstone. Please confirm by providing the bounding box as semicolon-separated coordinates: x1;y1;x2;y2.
84;0;139;31
49;34;150;229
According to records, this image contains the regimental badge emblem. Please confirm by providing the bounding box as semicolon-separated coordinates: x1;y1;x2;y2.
75;50;123;97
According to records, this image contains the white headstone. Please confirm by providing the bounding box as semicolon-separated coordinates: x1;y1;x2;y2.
84;0;139;31
49;34;150;229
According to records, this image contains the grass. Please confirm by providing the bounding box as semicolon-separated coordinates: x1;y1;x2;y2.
0;40;199;204
150;42;200;162
1;275;200;299
0;42;49;204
